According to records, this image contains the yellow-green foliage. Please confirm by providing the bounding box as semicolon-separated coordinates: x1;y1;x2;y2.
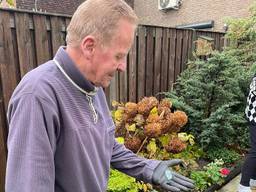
107;169;138;192
6;0;14;6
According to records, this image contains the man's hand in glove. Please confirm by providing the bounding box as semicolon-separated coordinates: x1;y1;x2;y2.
152;159;195;192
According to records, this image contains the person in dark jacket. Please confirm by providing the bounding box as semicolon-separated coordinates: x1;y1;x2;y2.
238;76;256;192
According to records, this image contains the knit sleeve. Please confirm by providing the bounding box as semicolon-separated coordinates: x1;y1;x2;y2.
6;93;59;192
110;140;160;184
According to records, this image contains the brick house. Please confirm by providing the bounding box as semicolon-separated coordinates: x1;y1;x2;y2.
134;0;254;32
15;0;134;15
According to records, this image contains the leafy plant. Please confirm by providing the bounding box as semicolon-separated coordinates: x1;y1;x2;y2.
190;171;208;191
190;159;227;192
207;147;241;164
171;145;205;162
107;169;139;192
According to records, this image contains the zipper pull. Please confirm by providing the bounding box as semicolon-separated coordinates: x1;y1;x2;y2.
86;95;98;124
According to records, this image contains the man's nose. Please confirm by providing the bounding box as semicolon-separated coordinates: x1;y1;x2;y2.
117;61;127;72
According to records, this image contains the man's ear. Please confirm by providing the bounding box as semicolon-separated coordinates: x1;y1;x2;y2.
80;36;96;60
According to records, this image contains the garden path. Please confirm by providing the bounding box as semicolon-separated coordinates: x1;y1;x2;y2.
218;174;241;192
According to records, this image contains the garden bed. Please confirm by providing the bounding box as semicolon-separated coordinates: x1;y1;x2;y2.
151;159;243;192
109;97;246;192
205;159;242;192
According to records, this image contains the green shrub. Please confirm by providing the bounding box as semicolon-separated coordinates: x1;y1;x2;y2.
190;171;208;191
190;159;225;192
207;147;241;164
164;51;250;150
107;169;139;192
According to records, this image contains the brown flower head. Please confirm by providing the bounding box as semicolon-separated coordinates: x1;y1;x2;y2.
159;98;172;108
147;114;161;124
173;110;188;128
137;97;159;115
124;102;138;118
124;136;142;152
144;122;162;138
165;137;187;153
158;106;171;117
133;114;145;127
160;113;174;134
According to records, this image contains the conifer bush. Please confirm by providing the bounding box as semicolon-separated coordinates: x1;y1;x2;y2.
165;51;250;150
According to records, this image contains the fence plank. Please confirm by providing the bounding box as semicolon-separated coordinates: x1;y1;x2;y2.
161;28;169;92
109;74;118;105
209;32;216;50
211;32;216;50
65;18;71;29
181;30;189;71
50;16;65;55
33;14;50;65
137;26;146;100
220;35;225;50
119;56;128;103
215;33;221;51
0;11;20;110
0;100;7;192
168;28;176;90
65;18;71;44
214;33;219;51
154;28;162;97
187;30;193;61
175;30;183;81
145;27;154;97
15;12;36;77
128;33;137;102
104;86;110;107
190;30;197;60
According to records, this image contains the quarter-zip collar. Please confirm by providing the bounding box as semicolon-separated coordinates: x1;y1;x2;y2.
54;46;99;123
54;46;98;95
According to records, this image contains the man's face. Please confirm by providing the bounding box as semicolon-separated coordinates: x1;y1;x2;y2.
90;19;136;88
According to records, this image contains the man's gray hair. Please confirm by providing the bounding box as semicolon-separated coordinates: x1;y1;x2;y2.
66;0;138;47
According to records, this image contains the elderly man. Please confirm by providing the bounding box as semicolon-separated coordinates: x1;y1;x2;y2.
5;0;194;191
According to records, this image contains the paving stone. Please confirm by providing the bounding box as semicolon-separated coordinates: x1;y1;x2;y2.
218;174;241;192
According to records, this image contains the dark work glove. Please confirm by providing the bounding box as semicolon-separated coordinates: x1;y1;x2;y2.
152;159;195;192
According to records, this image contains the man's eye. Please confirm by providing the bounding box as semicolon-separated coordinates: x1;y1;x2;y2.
116;55;123;60
116;55;122;60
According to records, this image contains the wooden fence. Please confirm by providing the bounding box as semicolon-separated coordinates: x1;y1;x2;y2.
0;8;225;191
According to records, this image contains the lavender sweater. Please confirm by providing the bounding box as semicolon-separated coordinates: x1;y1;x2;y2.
5;47;160;192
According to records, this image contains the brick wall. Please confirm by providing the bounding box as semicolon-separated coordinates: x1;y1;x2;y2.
16;0;134;15
134;0;254;32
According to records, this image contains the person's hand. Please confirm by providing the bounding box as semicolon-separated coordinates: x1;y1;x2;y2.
152;159;195;191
